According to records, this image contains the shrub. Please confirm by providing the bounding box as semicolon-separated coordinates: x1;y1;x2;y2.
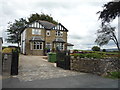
92;46;100;51
73;50;79;53
102;49;106;52
79;54;85;58
85;53;102;59
2;48;15;53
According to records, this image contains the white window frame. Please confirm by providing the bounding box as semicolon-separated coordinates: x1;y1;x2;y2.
32;42;43;50
46;30;50;36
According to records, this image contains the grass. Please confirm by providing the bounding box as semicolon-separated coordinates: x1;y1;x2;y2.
105;72;120;79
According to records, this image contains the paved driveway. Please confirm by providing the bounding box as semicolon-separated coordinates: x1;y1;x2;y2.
17;55;84;81
2;55;119;88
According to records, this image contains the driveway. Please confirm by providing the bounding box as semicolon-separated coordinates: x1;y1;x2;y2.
2;55;119;88
17;55;84;81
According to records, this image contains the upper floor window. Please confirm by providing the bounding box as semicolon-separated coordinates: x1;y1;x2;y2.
46;30;50;36
32;29;41;35
56;31;63;37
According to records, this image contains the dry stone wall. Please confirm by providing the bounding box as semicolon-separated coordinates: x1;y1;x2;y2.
70;56;120;76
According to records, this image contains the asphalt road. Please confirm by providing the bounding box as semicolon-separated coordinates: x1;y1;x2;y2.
2;74;119;88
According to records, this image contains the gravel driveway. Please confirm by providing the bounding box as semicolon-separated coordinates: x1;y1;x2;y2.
17;55;85;81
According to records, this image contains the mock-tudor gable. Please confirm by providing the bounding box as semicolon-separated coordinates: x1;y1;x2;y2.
27;21;68;31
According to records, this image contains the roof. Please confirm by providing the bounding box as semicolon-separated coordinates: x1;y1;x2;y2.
0;37;3;43
66;43;74;46
53;38;66;43
39;20;56;30
29;36;44;42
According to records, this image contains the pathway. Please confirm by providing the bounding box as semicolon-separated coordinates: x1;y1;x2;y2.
17;55;85;81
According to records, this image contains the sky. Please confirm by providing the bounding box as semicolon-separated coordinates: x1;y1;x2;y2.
0;0;119;50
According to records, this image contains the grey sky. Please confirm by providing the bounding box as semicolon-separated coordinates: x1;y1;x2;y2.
0;0;118;50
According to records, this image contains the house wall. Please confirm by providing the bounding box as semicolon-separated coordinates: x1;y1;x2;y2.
21;29;26;54
25;28;45;55
24;27;67;55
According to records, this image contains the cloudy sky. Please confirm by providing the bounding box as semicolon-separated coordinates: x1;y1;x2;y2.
0;0;119;50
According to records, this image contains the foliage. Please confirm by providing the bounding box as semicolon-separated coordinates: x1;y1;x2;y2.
2;48;15;53
96;1;120;51
102;49;106;52
85;53;102;59
73;49;79;53
106;72;120;79
6;18;27;47
92;46;100;51
6;13;58;47
28;13;58;25
95;24;120;51
97;1;120;25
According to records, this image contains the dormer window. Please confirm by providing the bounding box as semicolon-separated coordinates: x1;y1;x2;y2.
46;30;50;36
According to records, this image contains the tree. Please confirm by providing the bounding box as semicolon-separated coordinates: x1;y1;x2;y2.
102;49;106;52
6;18;27;49
28;13;58;25
96;1;120;51
6;13;58;50
95;24;120;51
92;46;100;51
97;1;120;25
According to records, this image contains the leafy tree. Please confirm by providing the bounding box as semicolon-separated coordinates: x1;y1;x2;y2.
28;13;58;25
6;13;58;49
97;1;120;25
96;1;120;51
6;18;27;49
102;49;106;52
95;24;120;51
92;46;100;51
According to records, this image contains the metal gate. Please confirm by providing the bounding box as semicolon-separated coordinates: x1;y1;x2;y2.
56;51;70;70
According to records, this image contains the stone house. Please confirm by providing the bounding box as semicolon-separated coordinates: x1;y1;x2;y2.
20;20;71;55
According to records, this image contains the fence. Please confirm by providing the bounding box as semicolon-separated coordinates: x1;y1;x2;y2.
56;50;70;70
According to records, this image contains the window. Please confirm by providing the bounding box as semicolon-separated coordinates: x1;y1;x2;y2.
32;29;41;35
56;31;63;37
46;30;50;36
32;42;43;50
46;42;51;49
56;43;64;50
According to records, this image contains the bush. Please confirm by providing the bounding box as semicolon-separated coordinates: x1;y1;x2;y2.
2;47;18;53
85;53;102;59
79;54;85;58
92;46;100;51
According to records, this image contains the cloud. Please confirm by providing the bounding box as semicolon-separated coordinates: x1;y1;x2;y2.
0;0;117;50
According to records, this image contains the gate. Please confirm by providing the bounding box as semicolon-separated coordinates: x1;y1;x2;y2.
56;51;70;70
11;50;19;75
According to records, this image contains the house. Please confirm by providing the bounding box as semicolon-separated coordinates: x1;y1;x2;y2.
20;20;70;55
0;37;3;52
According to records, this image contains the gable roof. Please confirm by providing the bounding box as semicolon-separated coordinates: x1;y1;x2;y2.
39;20;56;30
21;20;68;34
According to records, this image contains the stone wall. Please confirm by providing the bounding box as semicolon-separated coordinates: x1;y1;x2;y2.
70;56;120;76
